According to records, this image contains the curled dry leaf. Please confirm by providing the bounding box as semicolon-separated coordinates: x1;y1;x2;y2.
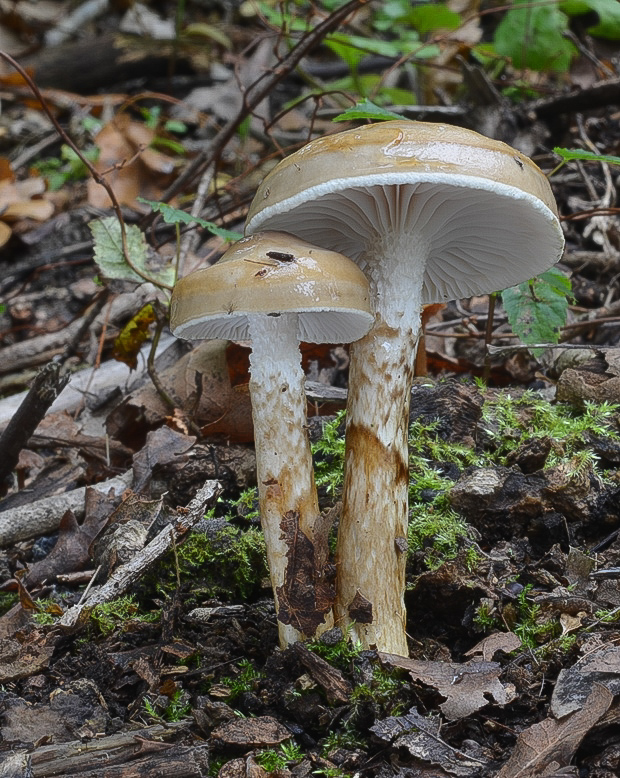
551;646;620;718
0;174;54;248
106;340;255;445
497;684;612;778
464;631;522;662
87;113;178;209
371;706;487;777
380;652;508;720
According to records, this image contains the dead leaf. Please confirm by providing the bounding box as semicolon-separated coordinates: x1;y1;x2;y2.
559;612;585;636
465;632;522;662
106;339;255;444
87;113;177;208
24;509;94;589
1;679;109;744
132;427;196;493
112;303;156;369
371;706;487;776
380;653;507;720
551;646;620;718
211;715;291;747
0;630;57;683
497;684;613;778
275;510;335;636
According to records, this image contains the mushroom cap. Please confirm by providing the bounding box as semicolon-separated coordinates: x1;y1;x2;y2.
245;121;565;303
170;231;374;343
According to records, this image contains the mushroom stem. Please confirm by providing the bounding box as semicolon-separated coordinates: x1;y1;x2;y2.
335;240;426;655
248;314;334;647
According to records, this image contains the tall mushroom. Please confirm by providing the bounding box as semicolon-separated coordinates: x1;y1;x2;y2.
170;231;373;647
245;121;565;654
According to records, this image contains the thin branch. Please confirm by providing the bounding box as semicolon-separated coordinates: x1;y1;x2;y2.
0;50;172;290
159;0;370;203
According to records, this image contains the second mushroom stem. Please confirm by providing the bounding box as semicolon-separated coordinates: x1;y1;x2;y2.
248;314;334;647
334;243;426;655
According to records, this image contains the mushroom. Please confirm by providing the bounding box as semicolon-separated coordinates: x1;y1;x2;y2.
245;121;565;654
169;231;373;647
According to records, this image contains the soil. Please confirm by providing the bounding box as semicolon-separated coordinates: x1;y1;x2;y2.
1;2;620;777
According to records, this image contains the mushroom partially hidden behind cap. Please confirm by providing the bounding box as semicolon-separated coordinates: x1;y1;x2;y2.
245;121;565;655
170;231;374;647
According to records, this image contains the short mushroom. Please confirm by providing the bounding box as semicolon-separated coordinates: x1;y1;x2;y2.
245;120;565;654
169;231;373;647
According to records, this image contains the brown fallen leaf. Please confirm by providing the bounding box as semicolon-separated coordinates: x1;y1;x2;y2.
132;427;196;493
23;510;93;589
497;684;613;778
0;679;109;744
211;715;291;748
551;646;620;718
0;175;54;247
106;340;255;444
380;653;507;720
87;113;177;208
0;629;57;683
465;631;522;662
371;705;487;776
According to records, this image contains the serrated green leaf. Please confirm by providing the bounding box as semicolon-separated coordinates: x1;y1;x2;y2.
90;217;175;287
553;147;620;165
494;0;577;72
560;0;620;40
502;268;571;357
333;100;408;123
137;198;242;242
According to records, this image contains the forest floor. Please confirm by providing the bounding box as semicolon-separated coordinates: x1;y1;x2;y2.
1;1;620;776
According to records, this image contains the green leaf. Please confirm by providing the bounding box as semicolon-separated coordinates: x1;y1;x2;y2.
137;199;242;242
90;217;175;287
333;99;408;122
501;268;572;357
494;0;577;72
560;0;620;39
553;147;620;165
409;4;461;35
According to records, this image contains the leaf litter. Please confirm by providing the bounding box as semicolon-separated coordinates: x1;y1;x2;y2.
1;1;620;775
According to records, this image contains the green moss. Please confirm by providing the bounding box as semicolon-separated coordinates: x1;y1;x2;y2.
350;665;407;715
153;507;268;601
218;659;264;701
176;523;267;600
482;392;619;467
0;592;17;616
90;595;159;636
313;411;346;495
307;628;363;669
143;689;191;722
321;724;365;757
512;585;559;648
407;419;477;569
308;391;619;575
473;600;498;632
255;741;303;770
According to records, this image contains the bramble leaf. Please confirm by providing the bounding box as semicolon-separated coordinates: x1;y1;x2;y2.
554;147;620;166
333;99;407;123
90;217;175;287
502;268;572;357
138;198;242;242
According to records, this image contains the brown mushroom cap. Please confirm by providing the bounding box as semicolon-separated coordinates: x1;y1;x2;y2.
245;121;565;303
170;231;374;343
